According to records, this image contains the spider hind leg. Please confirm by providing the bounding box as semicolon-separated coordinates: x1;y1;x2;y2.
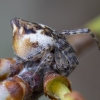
54;39;79;76
54;49;69;70
61;28;100;50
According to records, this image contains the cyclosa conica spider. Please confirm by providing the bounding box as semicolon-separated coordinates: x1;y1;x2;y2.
10;18;100;77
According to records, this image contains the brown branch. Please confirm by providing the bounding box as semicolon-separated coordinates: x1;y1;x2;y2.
67;34;98;55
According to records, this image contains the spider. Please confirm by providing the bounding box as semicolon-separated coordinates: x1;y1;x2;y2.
10;18;100;77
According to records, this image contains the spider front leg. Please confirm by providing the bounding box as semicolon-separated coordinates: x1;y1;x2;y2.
61;28;100;50
30;44;54;76
33;53;54;77
15;46;46;65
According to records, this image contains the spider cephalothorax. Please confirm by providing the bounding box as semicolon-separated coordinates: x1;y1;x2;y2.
10;18;100;76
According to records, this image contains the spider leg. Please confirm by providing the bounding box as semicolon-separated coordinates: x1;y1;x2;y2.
54;39;79;76
61;28;100;50
31;44;54;76
33;53;54;76
16;46;46;65
12;44;52;72
53;63;73;77
61;47;78;75
54;48;69;70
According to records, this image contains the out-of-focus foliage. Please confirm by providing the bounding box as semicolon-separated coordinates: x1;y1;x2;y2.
85;15;100;36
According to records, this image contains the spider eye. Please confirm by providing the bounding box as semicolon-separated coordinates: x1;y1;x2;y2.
24;27;36;34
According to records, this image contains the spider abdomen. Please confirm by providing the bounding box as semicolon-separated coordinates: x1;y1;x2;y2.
11;18;56;60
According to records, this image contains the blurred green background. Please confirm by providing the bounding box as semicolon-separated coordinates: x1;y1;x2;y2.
0;0;100;100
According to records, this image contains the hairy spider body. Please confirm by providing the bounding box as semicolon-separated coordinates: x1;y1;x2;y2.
10;18;100;76
11;18;55;61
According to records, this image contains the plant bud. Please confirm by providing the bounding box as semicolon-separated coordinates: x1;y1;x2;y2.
0;75;32;100
0;58;23;80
